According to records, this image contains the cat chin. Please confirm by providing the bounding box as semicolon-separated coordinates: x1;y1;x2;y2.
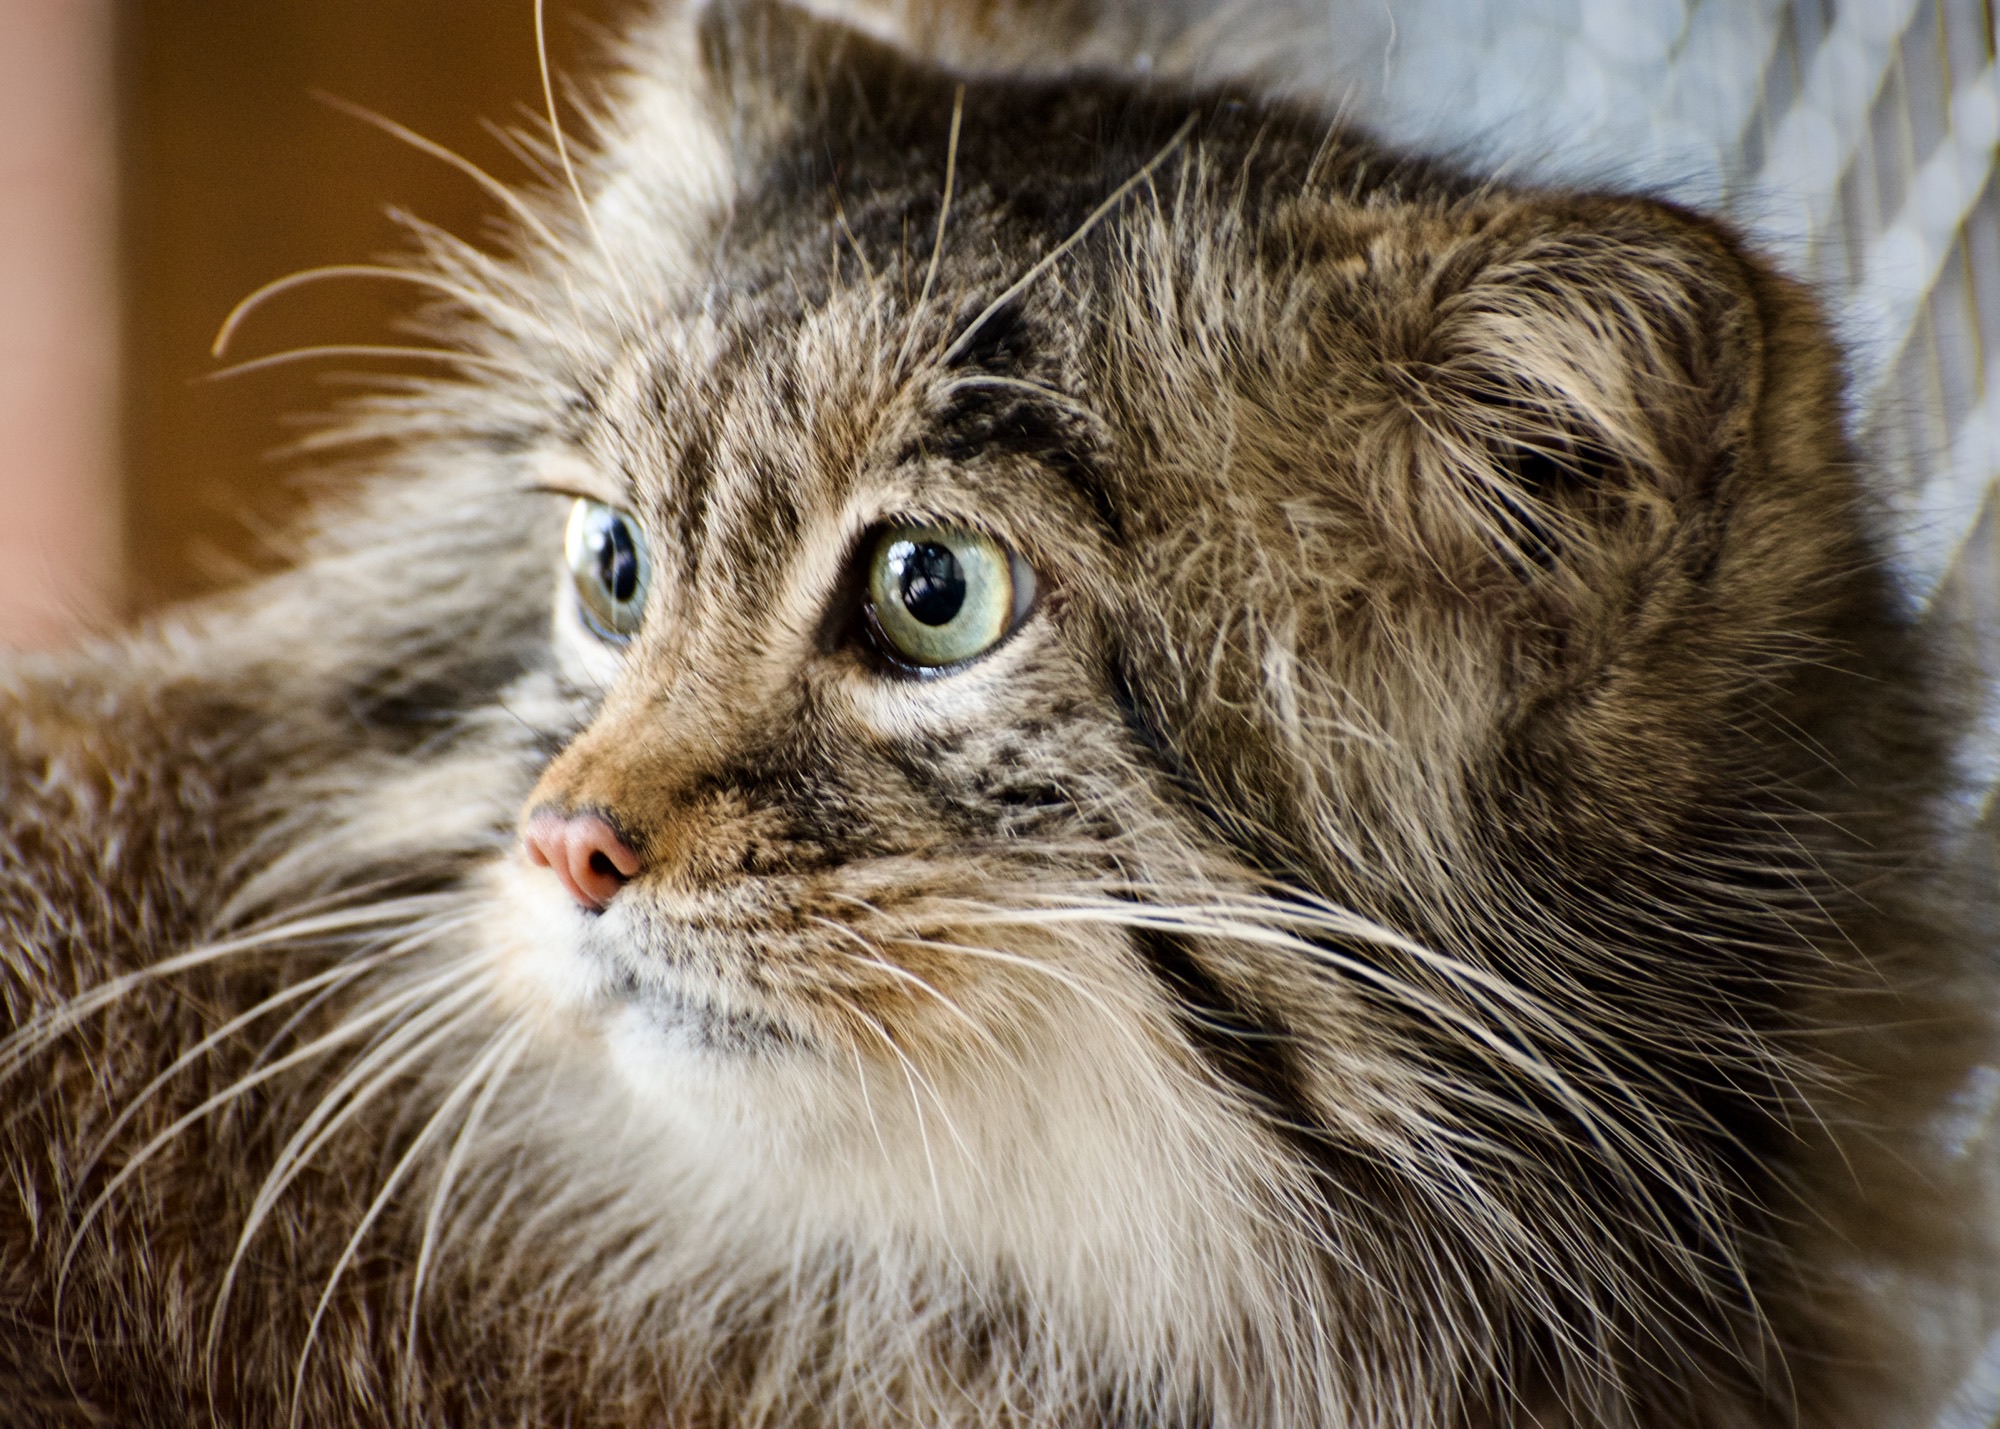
474;857;1265;1291
478;856;872;1152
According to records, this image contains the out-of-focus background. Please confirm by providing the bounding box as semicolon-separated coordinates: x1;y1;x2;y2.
120;1;625;613
1;0;116;646
0;0;629;644
0;0;1995;645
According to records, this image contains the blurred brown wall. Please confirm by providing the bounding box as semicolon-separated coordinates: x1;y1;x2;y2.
121;1;631;611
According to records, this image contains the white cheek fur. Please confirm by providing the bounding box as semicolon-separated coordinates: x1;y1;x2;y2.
483;858;618;1019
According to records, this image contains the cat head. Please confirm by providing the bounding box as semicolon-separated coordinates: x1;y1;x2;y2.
421;1;1915;1418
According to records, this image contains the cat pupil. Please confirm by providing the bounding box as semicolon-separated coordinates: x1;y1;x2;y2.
597;519;639;604
895;541;966;626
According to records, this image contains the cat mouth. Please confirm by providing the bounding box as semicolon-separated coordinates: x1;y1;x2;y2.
599;955;802;1054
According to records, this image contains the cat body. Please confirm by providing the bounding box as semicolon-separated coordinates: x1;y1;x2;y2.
2;3;1996;1425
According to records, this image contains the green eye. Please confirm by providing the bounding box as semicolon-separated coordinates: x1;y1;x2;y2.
565;498;651;641
863;523;1032;670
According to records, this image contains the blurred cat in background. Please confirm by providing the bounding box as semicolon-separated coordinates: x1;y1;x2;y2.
3;1;1996;1424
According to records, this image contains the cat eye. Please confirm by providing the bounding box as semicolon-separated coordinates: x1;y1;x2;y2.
862;523;1034;671
565;498;652;641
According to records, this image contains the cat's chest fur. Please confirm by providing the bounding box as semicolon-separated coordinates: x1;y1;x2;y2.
1;2;1996;1426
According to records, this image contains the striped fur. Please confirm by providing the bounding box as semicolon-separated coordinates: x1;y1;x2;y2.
2;3;1995;1424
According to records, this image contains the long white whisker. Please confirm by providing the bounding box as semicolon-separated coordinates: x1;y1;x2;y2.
847;1010;948;1216
976;896;1734;1245
401;1018;535;1375
935;372;1097;421
75;946;403;1187
311;92;570;256
211;266;507;359
534;0;636;316
873;925;1150;1045
806;915;1009;1063
0;897;454;1082
848;1041;893;1169
894;83;965;378
206;971;498;1362
54;961;471;1332
980;899;1598;1095
206;344;524;382
939;113;1196;367
284;1011;526;1425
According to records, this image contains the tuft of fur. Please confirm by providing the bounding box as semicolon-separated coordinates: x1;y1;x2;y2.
3;3;1996;1425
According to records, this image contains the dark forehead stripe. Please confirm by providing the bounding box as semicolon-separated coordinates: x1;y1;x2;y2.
918;382;1123;541
894;299;1122;538
630;319;820;588
1131;928;1345;1178
705;70;1357;556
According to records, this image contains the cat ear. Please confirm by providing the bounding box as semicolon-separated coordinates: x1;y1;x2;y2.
1349;197;1796;593
689;0;936;160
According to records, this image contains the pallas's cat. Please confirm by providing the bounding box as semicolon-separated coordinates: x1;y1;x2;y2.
3;2;1995;1424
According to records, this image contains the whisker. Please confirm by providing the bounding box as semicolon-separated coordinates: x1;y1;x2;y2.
211;266;508;359
972;895;1740;1250
0;897;453;1082
847;1009;949;1214
74;943;406;1187
985;896;1600;1085
286;1000;504;1416
830;190;879;291
311;92;570;256
935;372;1098;422
206;970;498;1360
401;1018;535;1376
806;914;1008;1062
481;115;562;187
856;919;1149;1043
534;0;636;316
939;113;1197;368
283;1010;525;1424
848;1041;893;1168
205;345;525;382
894;83;965;378
54;958;474;1333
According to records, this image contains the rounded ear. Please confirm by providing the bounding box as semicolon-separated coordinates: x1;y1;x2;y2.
1098;189;1844;834
1342;198;1772;593
691;0;941;163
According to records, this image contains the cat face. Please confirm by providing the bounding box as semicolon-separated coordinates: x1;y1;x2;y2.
488;162;1268;1255
457;0;1893;1410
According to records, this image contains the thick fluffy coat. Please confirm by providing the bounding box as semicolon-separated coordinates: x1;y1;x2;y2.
3;4;1995;1424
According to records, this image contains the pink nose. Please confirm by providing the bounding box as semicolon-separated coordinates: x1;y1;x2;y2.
522;808;642;911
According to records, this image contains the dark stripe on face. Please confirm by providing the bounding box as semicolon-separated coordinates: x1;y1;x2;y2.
906;299;1123;541
929;386;1121;541
891;381;1120;543
1130;928;1345;1178
942;295;1031;374
1106;660;1175;769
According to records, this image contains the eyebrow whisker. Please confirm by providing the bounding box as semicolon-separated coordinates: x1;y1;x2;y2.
938;112;1197;369
895;83;967;380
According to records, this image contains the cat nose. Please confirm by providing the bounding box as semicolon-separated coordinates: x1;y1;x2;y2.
522;808;642;911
